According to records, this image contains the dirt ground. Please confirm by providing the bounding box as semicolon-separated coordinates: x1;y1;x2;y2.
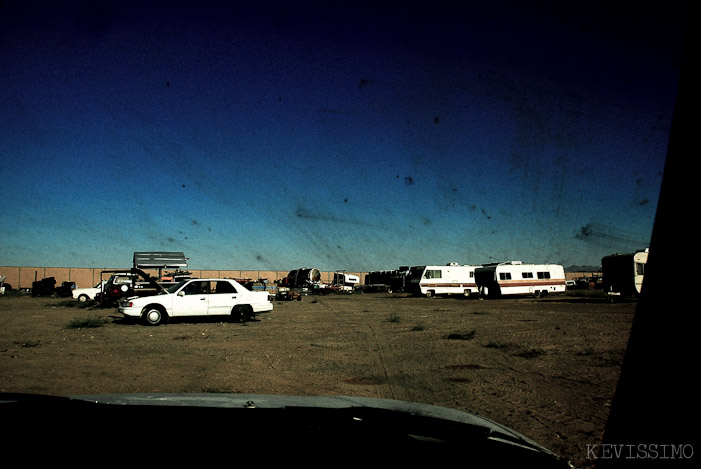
0;291;635;467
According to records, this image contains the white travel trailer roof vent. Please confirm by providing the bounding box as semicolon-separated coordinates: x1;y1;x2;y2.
447;262;459;266
511;261;523;265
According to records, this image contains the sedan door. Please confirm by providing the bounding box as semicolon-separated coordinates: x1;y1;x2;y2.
172;280;210;317
207;280;240;316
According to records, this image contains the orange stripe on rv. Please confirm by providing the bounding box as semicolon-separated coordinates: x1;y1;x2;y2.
424;283;477;288
498;280;566;287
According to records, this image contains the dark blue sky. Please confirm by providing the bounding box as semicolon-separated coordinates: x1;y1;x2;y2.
0;1;687;271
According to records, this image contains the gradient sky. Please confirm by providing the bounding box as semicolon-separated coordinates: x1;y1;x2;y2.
0;1;687;271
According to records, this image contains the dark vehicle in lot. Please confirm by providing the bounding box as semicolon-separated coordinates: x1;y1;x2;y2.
275;286;302;301
30;277;75;297
97;268;166;306
31;277;56;297
54;281;76;297
363;267;410;293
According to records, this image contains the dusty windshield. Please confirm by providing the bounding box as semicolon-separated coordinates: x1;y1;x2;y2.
0;1;687;467
167;280;188;294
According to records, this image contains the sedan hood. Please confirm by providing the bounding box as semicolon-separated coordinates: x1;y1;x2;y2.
131;267;167;293
2;392;571;466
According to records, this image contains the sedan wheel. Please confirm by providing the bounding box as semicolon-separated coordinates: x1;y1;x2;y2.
231;305;254;322
144;307;167;326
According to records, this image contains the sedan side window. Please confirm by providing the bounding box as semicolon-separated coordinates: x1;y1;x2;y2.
183;281;209;295
213;281;238;294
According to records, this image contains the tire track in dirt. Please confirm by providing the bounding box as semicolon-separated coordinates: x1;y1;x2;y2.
364;321;400;401
309;296;404;401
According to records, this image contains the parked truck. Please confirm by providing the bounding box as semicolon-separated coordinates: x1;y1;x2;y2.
363;267;410;293
31;276;56;297
97;268;168;305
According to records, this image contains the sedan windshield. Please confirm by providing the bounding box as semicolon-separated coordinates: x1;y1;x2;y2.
166;280;188;294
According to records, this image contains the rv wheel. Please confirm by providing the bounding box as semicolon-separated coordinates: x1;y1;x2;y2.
463;289;471;298
425;290;434;298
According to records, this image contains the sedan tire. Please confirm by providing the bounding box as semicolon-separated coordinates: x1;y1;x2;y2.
231;304;254;323
143;306;168;326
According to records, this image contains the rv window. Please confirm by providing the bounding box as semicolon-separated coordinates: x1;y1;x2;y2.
522;272;534;279
636;263;645;276
425;270;442;279
537;272;551;279
499;273;512;280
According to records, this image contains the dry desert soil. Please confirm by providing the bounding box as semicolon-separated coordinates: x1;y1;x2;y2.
0;291;635;467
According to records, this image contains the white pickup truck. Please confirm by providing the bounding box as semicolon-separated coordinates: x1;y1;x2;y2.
118;278;273;325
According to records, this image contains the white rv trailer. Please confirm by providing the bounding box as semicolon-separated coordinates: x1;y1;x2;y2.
601;249;648;298
475;262;566;298
407;263;480;297
332;271;360;292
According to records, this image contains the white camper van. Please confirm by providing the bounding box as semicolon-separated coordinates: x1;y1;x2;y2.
475;262;566;298
407;263;480;297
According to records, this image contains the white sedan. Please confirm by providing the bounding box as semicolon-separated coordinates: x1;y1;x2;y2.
118;278;273;326
72;281;106;303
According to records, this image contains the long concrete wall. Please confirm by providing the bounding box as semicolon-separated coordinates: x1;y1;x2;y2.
0;266;368;290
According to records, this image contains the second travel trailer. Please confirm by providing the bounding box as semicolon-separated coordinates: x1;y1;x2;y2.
475;262;566;298
601;249;648;298
406;263;480;297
